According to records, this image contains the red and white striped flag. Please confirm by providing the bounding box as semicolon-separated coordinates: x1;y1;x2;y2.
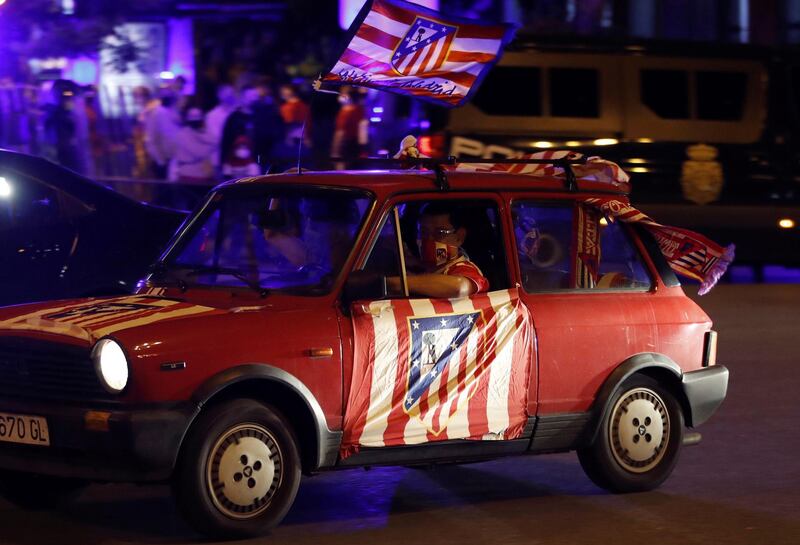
321;0;516;107
341;288;532;458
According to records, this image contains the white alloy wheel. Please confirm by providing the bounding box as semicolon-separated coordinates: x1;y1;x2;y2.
206;423;284;520
608;387;670;473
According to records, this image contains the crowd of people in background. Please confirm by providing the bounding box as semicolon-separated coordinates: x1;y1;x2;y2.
131;77;369;188
0;73;370;193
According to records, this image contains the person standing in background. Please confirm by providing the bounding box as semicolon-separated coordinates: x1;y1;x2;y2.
222;135;261;180
220;85;260;170
144;87;181;179
132;86;160;180
169;105;216;184
41;79;88;175
172;75;191;112
331;86;367;168
279;84;311;154
205;84;238;152
251;83;284;168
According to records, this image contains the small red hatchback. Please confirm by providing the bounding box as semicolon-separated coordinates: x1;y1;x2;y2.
0;160;728;538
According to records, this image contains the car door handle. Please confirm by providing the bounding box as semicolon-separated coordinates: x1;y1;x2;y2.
307;347;334;358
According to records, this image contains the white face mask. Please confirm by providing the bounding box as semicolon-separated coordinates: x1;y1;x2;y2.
235;147;250;159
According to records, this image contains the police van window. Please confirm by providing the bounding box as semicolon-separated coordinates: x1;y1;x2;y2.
549;68;599;118
472;67;542;116
641;69;690;119
696;71;747;121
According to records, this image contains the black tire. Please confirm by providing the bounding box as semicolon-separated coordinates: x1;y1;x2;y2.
0;470;85;509
173;399;301;539
578;374;684;493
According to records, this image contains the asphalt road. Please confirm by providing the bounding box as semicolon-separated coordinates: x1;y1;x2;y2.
1;284;798;545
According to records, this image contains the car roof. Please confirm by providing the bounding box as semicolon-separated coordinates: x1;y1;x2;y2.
223;169;630;197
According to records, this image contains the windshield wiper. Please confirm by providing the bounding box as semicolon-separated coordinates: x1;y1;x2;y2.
184;265;269;297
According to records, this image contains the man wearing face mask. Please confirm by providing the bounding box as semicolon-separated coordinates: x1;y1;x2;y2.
220;85;261;171
222;135;261;180
389;202;490;299
169;106;216;185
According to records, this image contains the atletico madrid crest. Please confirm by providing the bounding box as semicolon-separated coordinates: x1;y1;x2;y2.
391;17;458;76
405;311;483;418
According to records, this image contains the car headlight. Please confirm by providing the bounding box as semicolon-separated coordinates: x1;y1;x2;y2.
92;338;129;394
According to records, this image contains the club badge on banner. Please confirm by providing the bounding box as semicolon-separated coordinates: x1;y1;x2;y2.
341;288;532;458
321;0;516;107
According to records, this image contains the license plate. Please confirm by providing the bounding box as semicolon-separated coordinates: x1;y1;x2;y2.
0;412;50;447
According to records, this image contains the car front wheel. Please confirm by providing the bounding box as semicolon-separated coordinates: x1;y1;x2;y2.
173;399;301;539
578;375;684;493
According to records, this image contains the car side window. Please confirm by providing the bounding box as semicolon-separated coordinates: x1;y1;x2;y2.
512;202;573;291
596;217;652;289
512;201;652;292
359;199;509;299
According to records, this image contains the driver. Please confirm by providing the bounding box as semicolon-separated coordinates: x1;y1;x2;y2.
256;199;307;268
389;202;489;298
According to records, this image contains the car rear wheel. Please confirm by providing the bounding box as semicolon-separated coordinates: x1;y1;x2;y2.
0;470;85;509
173;399;301;539
578;375;684;493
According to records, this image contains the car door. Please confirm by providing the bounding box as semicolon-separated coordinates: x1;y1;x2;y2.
0;173;88;305
507;194;660;426
339;194;537;457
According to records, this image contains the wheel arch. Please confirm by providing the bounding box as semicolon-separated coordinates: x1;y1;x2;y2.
584;353;694;445
186;364;342;472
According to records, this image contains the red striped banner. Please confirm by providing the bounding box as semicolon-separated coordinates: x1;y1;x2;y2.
341;289;532;457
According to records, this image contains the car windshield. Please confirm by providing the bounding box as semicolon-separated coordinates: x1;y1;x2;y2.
158;186;372;295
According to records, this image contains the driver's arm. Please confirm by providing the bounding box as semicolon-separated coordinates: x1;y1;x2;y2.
388;273;477;299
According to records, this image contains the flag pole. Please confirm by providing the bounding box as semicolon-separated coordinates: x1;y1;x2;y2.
296;77;345;174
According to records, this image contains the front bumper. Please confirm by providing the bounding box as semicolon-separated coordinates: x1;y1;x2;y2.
0;399;199;482
682;365;729;427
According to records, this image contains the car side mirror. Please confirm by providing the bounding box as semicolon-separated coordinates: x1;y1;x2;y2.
342;271;388;307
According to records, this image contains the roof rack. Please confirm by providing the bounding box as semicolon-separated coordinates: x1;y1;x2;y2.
340;155;589;192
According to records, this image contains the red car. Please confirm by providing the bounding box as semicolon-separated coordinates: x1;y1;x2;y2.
0;161;728;538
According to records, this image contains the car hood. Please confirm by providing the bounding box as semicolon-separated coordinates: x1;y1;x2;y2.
0;295;227;345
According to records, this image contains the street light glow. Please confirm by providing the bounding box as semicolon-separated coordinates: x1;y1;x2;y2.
778;218;795;229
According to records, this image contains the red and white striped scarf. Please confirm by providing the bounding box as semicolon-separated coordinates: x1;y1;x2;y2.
455;150;631;190
584;198;735;295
